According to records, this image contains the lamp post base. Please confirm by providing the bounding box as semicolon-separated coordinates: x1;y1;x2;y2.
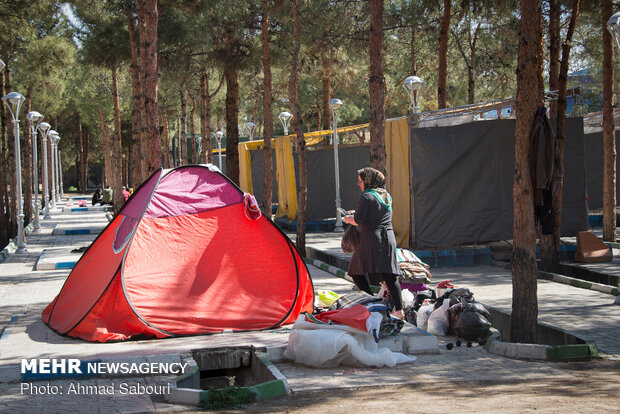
15;217;28;253
334;225;345;232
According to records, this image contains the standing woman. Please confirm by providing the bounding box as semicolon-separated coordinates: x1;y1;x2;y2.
343;167;403;319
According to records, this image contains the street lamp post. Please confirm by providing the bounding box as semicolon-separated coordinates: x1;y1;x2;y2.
53;134;61;202
214;130;223;171
58;150;64;197
328;98;344;232
607;12;620;49
3;91;27;252
403;75;427;117
195;135;202;164
26;111;44;231
245;121;256;141
48;130;58;208
402;76;426;249
278;111;292;135
38;122;51;219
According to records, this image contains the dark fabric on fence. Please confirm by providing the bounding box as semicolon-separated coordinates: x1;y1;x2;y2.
249;149;278;208
411;118;588;248
292;145;370;221
583;131;620;211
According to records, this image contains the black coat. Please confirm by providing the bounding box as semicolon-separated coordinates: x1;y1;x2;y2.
347;191;399;276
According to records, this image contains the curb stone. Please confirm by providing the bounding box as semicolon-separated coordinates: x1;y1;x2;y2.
0;221;35;263
303;257;352;282
537;270;619;296
494;261;619;297
484;331;600;361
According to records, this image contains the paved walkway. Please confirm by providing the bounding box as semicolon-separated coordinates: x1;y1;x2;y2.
0;196;619;412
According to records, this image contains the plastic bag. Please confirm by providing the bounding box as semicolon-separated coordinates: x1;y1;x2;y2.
341;225;360;253
456;304;492;341
284;315;416;368
401;289;414;309
427;299;450;336
416;303;434;331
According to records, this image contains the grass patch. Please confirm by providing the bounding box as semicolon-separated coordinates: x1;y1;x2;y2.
200;386;256;410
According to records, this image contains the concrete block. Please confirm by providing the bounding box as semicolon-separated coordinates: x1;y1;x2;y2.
266;345;288;362
166;384;201;406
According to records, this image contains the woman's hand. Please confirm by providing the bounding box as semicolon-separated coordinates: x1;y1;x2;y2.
343;215;356;225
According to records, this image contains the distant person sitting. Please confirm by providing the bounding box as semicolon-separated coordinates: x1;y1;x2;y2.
102;185;114;206
122;186;130;203
92;188;103;206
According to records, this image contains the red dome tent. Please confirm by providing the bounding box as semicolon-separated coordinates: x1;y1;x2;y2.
42;165;314;342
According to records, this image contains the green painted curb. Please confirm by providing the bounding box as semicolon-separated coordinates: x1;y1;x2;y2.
250;379;287;400
546;342;600;361
484;331;501;351
537;270;618;296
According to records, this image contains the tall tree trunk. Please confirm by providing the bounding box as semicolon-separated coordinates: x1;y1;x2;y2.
437;0;451;109
177;118;181;167
548;0;560;118
225;63;240;185
83;130;90;191
23;87;34;225
189;86;197;163
137;0;161;176
111;66;124;212
200;71;212;164
127;7;143;187
540;0;561;269
541;0;580;271
76;114;85;192
603;0;617;242
369;0;386;173
262;0;274;215
290;0;306;255
511;0;543;344
0;63;8;247
160;104;170;168
98;103;113;192
411;14;417;76
321;55;331;131
5;67;17;239
180;87;187;165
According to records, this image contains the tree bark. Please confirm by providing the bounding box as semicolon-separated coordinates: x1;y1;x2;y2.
541;0;580;271
548;0;560;118
23;87;34;225
411;12;417;76
188;86;197;164
83;130;90;191
5;68;17;239
0;64;8;247
290;0;306;256
76;113;86;192
225;64;240;185
200;71;211;164
369;0;386;173
98;103;113;192
127;7;143;187
180;87;187;165
511;0;543;344
112;66;124;212
438;0;451;109
160;103;170;168
262;0;274;215
322;55;331;131
603;0;617;242
137;0;161;176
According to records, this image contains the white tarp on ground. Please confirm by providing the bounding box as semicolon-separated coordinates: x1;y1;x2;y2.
284;316;416;368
